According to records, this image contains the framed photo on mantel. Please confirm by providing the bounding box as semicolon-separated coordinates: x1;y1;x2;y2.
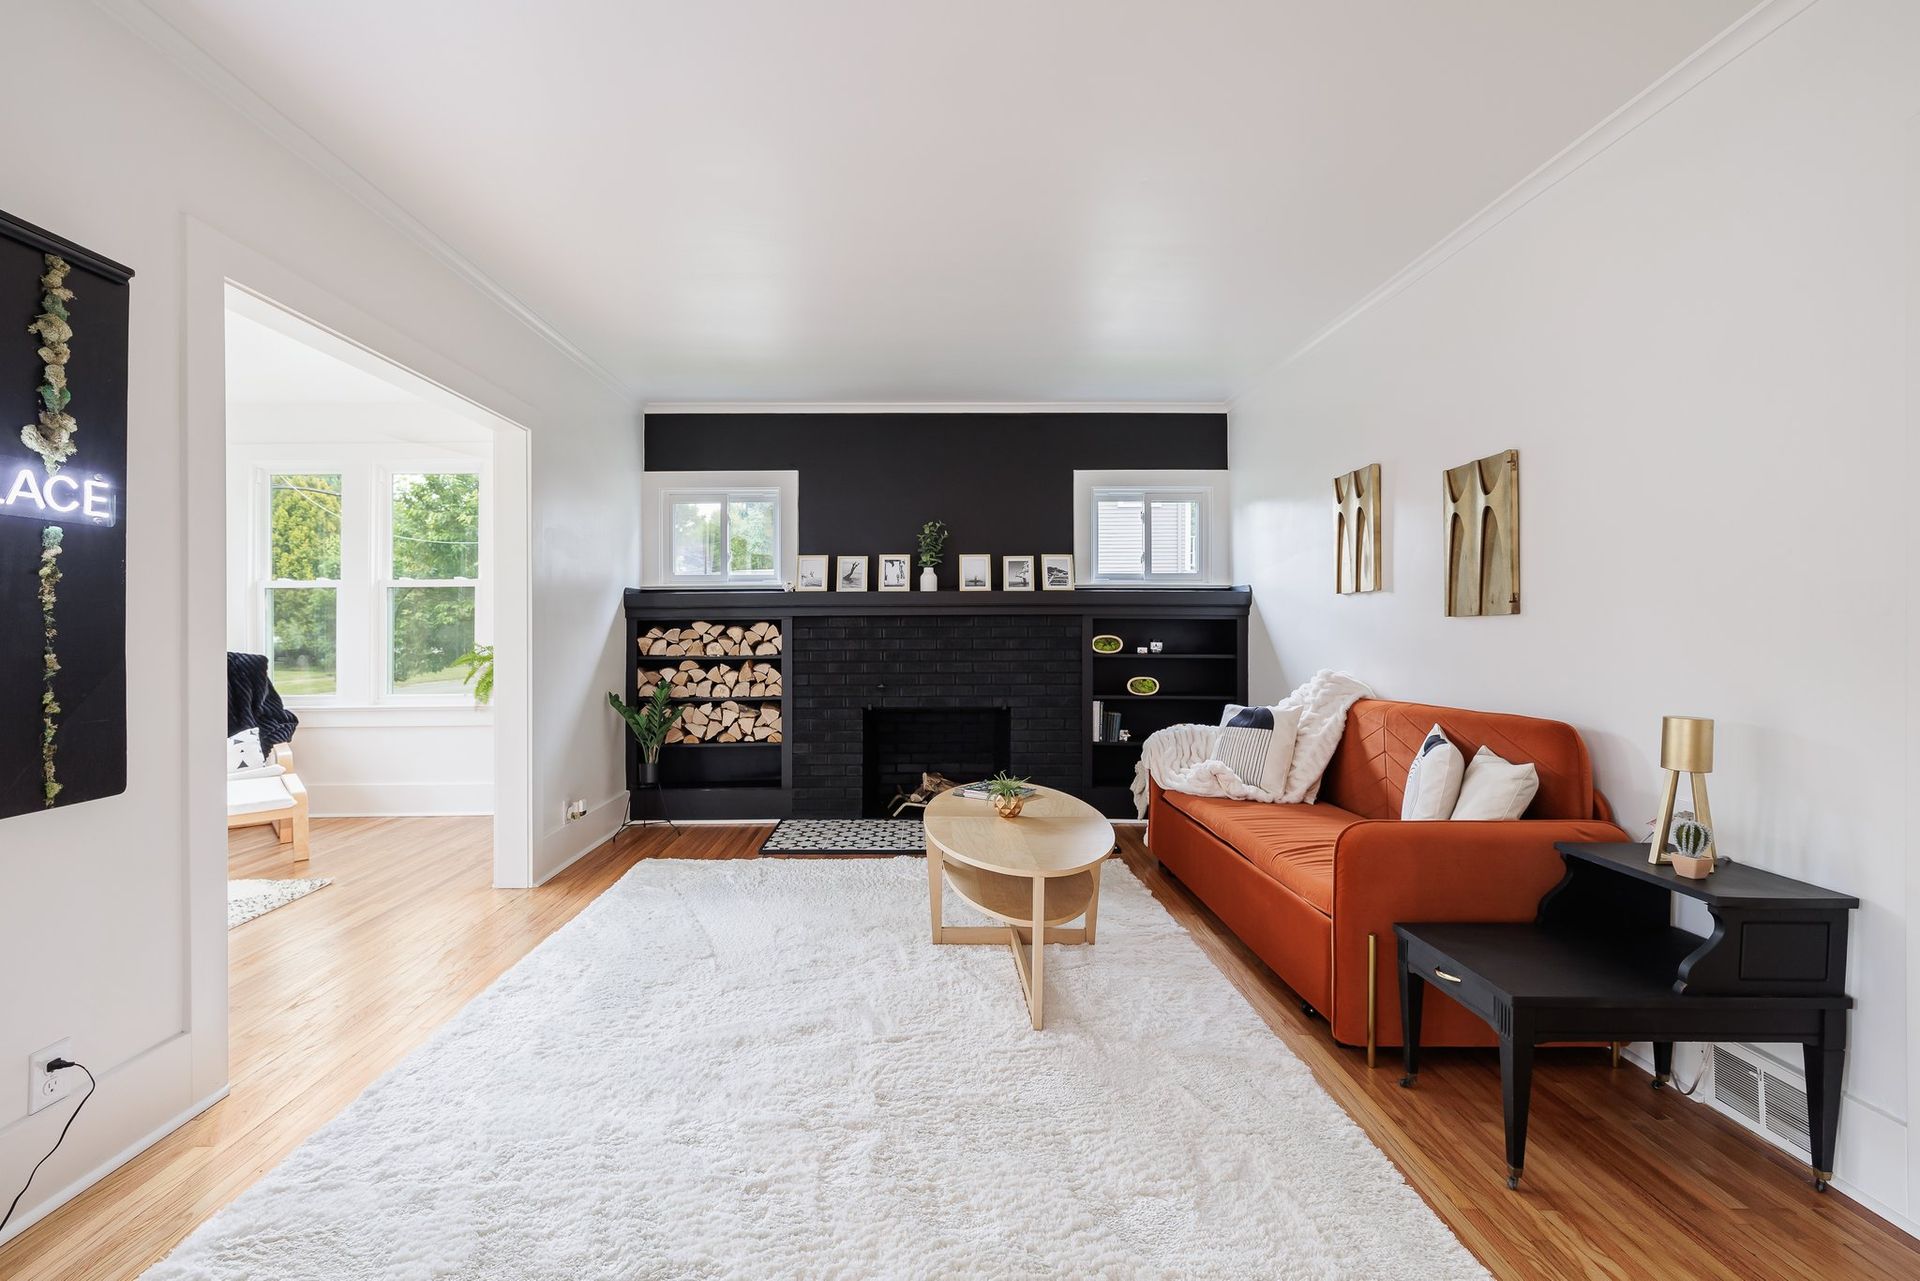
958;553;992;591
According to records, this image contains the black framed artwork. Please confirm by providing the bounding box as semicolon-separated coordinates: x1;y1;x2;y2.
0;210;132;821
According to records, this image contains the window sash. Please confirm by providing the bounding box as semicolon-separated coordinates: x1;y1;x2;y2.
665;488;780;583
1091;487;1207;583
251;460;489;707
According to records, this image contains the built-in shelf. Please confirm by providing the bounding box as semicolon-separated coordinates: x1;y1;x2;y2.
628;588;1248;820
667;695;785;704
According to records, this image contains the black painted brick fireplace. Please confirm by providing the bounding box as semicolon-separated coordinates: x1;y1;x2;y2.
792;614;1082;817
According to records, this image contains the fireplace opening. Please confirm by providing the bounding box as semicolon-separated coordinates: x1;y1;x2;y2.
861;706;1012;818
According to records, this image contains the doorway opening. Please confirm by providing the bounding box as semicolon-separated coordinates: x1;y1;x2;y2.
221;285;532;914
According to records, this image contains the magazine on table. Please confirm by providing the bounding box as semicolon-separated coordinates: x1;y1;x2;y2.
955;780;1038;800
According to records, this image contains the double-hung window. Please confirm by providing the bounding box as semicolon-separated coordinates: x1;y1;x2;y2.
1090;487;1208;583
253;458;487;706
384;470;482;697
265;472;344;695
666;488;779;585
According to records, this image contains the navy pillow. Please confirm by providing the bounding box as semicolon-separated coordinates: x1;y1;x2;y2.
1226;705;1275;730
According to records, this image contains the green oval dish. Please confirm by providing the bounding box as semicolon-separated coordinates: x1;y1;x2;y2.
1091;634;1124;654
1126;675;1160;696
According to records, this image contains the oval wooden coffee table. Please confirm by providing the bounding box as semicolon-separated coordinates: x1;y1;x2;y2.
923;785;1116;1029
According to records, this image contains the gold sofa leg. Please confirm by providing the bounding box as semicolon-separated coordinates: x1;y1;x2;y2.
1367;933;1377;1068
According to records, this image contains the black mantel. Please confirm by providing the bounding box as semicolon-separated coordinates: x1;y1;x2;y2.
624;588;1250;616
624;588;1250;820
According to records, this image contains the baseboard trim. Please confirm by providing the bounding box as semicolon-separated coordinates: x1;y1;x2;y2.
306;781;493;817
535;792;629;884
0;1084;230;1251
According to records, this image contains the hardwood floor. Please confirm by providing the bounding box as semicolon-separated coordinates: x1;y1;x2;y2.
4;818;1915;1278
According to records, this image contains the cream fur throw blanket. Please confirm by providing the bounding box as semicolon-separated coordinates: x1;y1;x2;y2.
1133;669;1374;817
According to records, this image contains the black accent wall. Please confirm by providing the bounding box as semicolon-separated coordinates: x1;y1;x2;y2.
643;412;1227;590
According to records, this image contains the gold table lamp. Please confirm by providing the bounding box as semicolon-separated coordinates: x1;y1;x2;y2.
1648;716;1715;865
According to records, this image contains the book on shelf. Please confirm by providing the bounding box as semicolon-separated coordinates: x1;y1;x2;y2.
954;780;1038;800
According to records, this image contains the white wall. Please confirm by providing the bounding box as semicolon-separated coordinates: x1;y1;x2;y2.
1228;0;1918;1228
0;0;639;1245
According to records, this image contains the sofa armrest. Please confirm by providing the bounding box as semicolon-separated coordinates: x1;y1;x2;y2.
1333;818;1623;925
1327;817;1626;1048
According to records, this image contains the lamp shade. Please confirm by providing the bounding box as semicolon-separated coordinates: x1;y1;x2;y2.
1660;716;1714;774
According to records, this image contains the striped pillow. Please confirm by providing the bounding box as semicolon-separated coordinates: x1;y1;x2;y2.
1213;705;1303;797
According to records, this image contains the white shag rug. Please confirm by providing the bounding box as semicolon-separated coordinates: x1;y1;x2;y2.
152;858;1485;1280
227;877;332;929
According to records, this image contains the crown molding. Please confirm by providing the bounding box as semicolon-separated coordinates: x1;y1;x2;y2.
1238;0;1820;397
642;401;1231;415
94;0;631;402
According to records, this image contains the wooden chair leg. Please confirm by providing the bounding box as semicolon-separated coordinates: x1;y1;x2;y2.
290;809;310;863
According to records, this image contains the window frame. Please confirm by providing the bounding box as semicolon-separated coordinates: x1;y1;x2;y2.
1087;484;1211;585
261;469;346;699
662;486;782;586
378;465;486;704
246;455;490;711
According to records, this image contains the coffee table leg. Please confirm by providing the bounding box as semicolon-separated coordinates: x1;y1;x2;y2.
1028;875;1046;1029
927;845;944;944
1082;859;1102;945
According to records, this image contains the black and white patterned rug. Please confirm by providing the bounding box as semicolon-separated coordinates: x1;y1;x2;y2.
759;819;926;855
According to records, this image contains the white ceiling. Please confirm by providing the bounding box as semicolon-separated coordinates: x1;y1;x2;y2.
154;0;1750;404
225;308;418;407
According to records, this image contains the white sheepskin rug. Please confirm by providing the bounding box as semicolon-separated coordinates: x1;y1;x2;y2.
147;857;1485;1280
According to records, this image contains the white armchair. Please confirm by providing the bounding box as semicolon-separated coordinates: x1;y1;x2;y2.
227;743;310;862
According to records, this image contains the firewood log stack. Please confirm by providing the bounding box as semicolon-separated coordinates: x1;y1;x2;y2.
638;620;782;657
664;702;782;744
636;660;783;701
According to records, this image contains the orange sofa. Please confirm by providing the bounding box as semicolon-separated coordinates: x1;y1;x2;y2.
1147;698;1625;1057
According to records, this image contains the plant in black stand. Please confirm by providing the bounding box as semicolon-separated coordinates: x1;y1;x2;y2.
609;685;685;826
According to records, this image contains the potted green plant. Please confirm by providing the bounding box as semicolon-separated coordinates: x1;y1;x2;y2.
984;771;1033;820
608;685;685;787
1669;817;1716;879
455;644;494;706
917;519;949;591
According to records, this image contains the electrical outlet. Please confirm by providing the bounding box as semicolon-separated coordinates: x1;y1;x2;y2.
29;1038;74;1115
565;799;587;822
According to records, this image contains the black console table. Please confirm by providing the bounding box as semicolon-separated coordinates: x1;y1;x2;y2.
1396;842;1856;1191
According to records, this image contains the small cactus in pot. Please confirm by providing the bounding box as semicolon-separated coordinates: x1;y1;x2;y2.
1669;817;1716;878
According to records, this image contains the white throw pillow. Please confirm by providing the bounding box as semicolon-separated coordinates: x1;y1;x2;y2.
227;727;266;773
1449;746;1540;820
1400;725;1466;821
1213;706;1304;797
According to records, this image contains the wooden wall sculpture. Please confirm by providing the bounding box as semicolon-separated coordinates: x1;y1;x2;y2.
1332;463;1380;594
1442;449;1519;616
0;210;132;821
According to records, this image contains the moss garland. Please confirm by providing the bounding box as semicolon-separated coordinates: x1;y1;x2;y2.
22;255;75;806
38;526;63;805
22;256;76;471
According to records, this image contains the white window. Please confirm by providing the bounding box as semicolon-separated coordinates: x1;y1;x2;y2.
1090;487;1208;583
665;488;780;584
251;459;488;706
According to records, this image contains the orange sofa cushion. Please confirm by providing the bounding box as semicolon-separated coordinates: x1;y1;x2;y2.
1322;699;1597;821
1161;791;1361;916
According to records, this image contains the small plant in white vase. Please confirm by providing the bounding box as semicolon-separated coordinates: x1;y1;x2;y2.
917;519;948;590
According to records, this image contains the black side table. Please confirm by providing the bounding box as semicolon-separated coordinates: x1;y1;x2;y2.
1397;842;1856;1191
